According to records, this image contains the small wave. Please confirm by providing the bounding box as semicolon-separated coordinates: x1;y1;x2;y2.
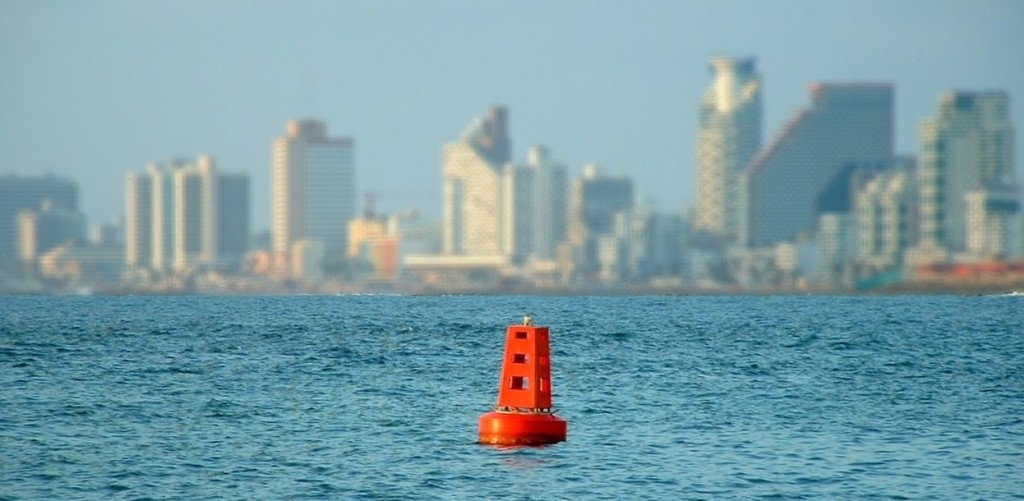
785;333;820;348
139;364;206;375
977;290;1024;297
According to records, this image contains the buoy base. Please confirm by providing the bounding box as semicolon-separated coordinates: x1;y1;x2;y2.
478;411;567;445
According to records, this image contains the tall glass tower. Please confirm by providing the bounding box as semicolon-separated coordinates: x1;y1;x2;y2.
741;83;894;248
695;56;762;245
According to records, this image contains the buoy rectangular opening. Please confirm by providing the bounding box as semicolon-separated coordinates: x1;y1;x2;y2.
514;331;528;339
509;376;528;390
512;353;528;363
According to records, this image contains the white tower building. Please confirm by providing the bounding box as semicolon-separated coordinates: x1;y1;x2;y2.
125;171;153;271
126;156;247;274
695;56;762;244
173;155;217;272
149;162;176;272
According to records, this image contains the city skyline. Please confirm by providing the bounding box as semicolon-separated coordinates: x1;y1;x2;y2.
1;1;1022;232
1;89;1020;292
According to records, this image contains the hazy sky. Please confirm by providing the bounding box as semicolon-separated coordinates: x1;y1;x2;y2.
2;0;1022;233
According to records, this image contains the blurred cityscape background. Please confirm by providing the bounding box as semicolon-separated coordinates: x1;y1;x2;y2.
1;1;1022;294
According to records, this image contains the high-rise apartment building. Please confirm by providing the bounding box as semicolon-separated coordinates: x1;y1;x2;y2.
125;171;153;270
531;147;569;261
126;156;248;273
695;56;762;244
569;164;634;276
127;157;216;272
741;83;894;248
216;173;251;267
916;92;1017;260
502;146;569;262
855;158;916;271
965;186;1019;258
816;213;856;287
613;207;685;283
149;163;175;271
173;156;217;271
502;163;535;261
442;106;511;255
0;174;79;265
272;120;356;273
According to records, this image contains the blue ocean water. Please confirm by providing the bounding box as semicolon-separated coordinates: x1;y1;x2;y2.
1;294;1022;500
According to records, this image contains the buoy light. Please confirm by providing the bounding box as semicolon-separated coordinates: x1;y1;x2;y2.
478;315;567;445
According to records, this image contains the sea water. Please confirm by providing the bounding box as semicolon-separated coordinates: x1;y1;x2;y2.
2;294;1022;499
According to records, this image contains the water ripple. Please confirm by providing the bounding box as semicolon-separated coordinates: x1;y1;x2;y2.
1;294;1022;499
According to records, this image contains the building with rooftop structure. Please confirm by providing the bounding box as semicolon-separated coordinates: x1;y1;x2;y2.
695;55;762;245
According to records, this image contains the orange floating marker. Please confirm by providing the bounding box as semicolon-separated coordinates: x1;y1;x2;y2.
478;314;567;445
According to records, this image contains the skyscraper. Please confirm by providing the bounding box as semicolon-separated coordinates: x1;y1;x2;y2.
527;146;569;261
502;162;535;261
502;146;569;262
173;156;217;271
0;174;79;265
569;164;634;277
125;170;153;270
741;83;894;248
125;156;248;273
695;56;762;244
216;173;251;267
149;163;175;271
442;106;511;255
272;120;356;273
917;92;1017;259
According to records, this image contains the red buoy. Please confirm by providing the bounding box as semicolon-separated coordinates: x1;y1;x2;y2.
478;315;567;445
